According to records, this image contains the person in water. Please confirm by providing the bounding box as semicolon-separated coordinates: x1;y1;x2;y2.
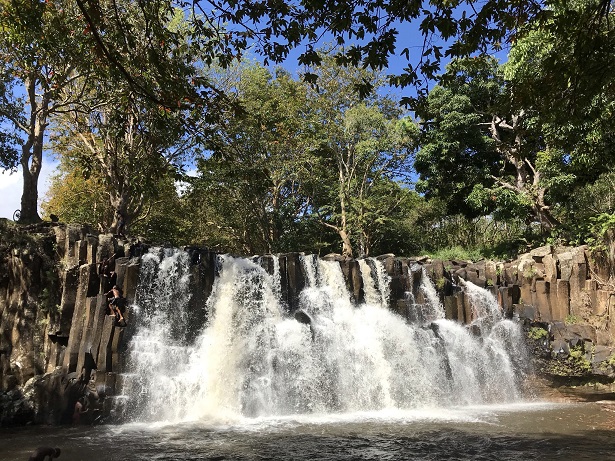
28;447;61;460
72;397;88;424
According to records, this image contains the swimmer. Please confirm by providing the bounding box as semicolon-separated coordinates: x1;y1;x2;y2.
28;447;61;460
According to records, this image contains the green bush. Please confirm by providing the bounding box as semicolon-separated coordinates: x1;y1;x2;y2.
428;246;484;262
528;326;548;340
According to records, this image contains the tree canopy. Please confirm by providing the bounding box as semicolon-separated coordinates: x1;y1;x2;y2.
6;0;615;259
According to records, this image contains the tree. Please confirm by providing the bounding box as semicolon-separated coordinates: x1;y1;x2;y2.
415;56;570;232
53;90;194;233
42;154;189;244
504;0;615;183
185;64;327;254
41;156;110;229
314;102;417;256
0;0;86;222
184;58;419;256
355;180;429;257
52;4;218;233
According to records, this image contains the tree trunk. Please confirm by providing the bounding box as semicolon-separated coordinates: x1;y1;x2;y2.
20;158;41;223
534;205;559;231
338;166;353;257
339;228;353;257
109;192;130;235
18;77;48;224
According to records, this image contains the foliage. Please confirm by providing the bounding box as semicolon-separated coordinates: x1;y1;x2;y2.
416;56;566;232
428;246;484;262
559;171;615;253
418;208;529;260
170;0;582;106
504;0;615;179
184;64;326;254
527;326;548;340
128;178;190;246
42;158;110;229
565;314;581;325
568;345;593;374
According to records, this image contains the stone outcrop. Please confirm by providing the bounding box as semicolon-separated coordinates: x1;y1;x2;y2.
3;219;615;424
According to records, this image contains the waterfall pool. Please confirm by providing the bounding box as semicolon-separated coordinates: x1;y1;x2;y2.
2;402;615;460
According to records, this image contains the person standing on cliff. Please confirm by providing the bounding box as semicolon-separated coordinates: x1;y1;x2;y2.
115;211;126;238
104;285;126;326
28;447;61;460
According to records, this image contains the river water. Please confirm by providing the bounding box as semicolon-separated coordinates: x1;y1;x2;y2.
3;251;615;460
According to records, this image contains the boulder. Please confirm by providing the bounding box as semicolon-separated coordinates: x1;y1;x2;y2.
530;245;552;261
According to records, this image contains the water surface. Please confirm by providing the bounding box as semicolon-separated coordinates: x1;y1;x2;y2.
3;402;615;461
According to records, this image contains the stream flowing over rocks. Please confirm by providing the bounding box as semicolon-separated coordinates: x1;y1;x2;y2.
2;219;615;425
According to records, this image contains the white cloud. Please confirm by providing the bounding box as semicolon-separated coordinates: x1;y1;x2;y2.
0;156;59;220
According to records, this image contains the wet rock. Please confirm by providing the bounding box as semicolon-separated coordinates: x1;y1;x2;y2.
551;339;570;357
294;309;312;325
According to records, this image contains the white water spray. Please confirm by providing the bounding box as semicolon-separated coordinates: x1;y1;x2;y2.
122;253;527;423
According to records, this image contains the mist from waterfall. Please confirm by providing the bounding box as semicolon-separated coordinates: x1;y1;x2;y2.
120;252;527;423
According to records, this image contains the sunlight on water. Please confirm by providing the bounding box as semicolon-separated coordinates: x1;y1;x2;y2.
119;252;528;425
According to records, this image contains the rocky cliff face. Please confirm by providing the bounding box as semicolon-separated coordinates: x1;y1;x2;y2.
2;220;615;425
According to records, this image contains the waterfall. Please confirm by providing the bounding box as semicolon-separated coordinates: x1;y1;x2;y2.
272;254;283;305
120;248;195;421
419;267;445;319
464;279;502;330
301;254;319;288
358;258;391;308
121;252;527;423
406;267;445;324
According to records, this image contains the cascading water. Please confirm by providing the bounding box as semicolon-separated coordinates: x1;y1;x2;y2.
119;247;195;421
407;267;446;324
120;252;528;424
358;258;391;308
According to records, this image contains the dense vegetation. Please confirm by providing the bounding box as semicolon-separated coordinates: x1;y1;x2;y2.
1;0;614;259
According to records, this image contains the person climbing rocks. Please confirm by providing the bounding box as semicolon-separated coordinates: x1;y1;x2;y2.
28;447;61;461
72;397;88;425
98;253;116;279
129;240;147;258
97;253;117;292
115;211;126;238
104;285;127;326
